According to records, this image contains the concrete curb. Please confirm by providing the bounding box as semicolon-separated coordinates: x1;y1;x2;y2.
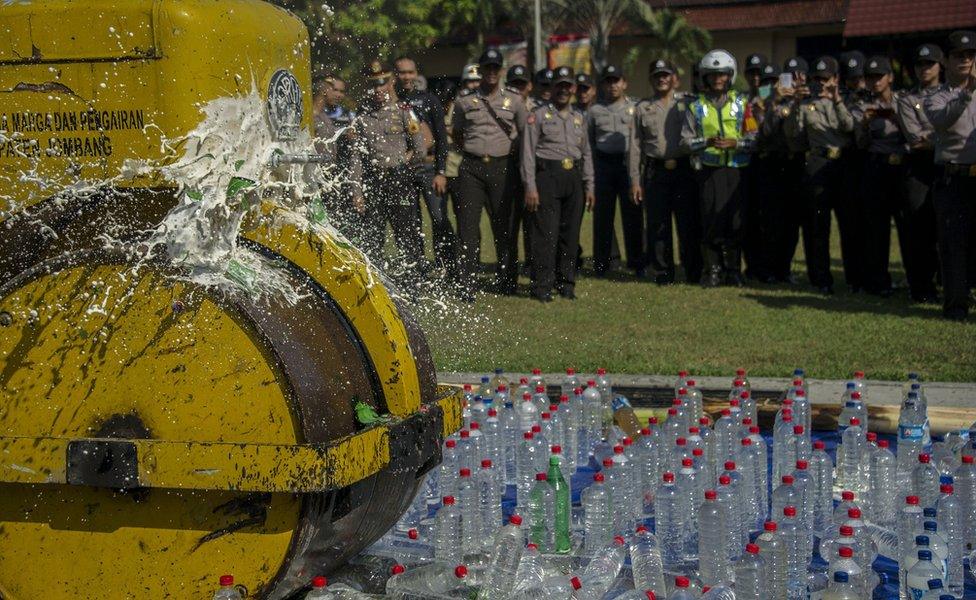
437;372;976;409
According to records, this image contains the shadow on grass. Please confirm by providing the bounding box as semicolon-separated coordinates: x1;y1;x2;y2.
740;289;945;320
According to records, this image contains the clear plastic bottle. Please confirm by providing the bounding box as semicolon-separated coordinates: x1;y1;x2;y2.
517;431;539;504
738;437;764;531
674;370;690;395
757;521;787;599
668;576;698;600
913;453;941;510
793;460;814;553
953;454;976;552
772;475;799;534
898;393;931;488
715;474;738;564
582;382;603;453
819;524;857;568
772;411;796;488
713;408;737;465
918;580;950;600
698;489;731;587
467;422;486;471
568;388;585;468
519;392;541;434
746;426;769;523
512;543;551;592
839;418;864;493
490;368;510;392
479;459;502;538
601;457;626;534
898;496;925;566
530;425;549;475
907;550;944;600
662;407;684;456
901;535;933;600
613;444;641;524
478;515;525;600
583;472;613;555
499;401;519;485
685;380;704;425
508;575;581;600
677;458;701;561
526;472;555;551
529;368;547;391
213;575;242;600
434;495;462;561
482;409;504;487
558;396;577;473
595;367;612;404
739;390;758;424
540;411;557;451
561;368;582;397
493;383;510;409
828;546;865;595
532;386;551;417
304;576;330;600
655;472;684;571
439;439;460;501
919;521;951;581
575;536;627;600
721;460;748;556
457;468;482;557
470;393;489;426
793;424;812;463
388;563;472;599
842;509;878;590
779;506;807;599
869;439;898;528
517;376;534;401
811;440;835;535
630;525;667;598
734;543;765;600
822;570;860;600
935;484;964;597
637;427;661;513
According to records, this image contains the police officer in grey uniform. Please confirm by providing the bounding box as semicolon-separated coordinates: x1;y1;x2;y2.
505;63;534;287
629;58;701;284
522;66;596;301
896;43;943;303
349;61;428;286
452;48;528;297
925;30;976;320
588;65;640;276
534;68;554;105
786;56;854;294
838;52;869;293
856;56;909;297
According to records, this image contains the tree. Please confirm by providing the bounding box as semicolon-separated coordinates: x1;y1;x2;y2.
546;0;634;73
621;7;712;77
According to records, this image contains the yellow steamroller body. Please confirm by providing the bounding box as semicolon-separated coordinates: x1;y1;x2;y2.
0;1;460;598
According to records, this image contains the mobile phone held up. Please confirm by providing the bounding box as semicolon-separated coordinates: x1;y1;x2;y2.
778;72;793;89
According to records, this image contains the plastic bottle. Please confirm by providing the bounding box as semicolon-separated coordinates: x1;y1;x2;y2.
517;376;533;401
793;460;814;553
482;409;504;487
637;427;660;512
780;506;807;599
519;392;541;433
721;460;748;556
677;458;701;560
715;475;738;564
907;550;944;600
698;489;731;587
655;472;684;571
772;411;796;487
499;401;519;485
898;495;926;564
457;468;482;557
582;382;603;453
792;388;812;435
213;575;242;600
601;457;626;534
477;515;525;600
630;525;667;598
842;509;878;590
935;484;964;597
661;407;683;457
470;393;489;426
546;452;571;553
517;431;539;503
583;472;613;554
793;424;812;464
953;455;976;552
526;472;555;551
667;576;698;600
575;536;628;600
529;368;546;391
713;408;737;465
434;496;462;561
508;575;581;600
747;426;769;523
901;535;933;600
733;543;765;600
567;389;584;469
739;390;758;425
467;422;486;471
810;440;835;535
493;382;510;409
828;546;865;595
613;444;641;524
539;411;557;452
869;439;898;528
840;418;864;493
898;394;931;487
737;438;761;533
439;439;460;501
479;459;502;537
920;520;951;578
530;425;549;475
757;521;787;599
532;385;550;416
557;396;577;474
913;454;941;510
387;563;472;599
772;475;799;535
512;543;551;592
595;367;612;403
819;524;858;568
684;380;704;424
561;368;581;397
822;570;860;600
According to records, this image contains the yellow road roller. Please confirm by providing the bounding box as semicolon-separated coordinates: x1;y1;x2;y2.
0;1;461;597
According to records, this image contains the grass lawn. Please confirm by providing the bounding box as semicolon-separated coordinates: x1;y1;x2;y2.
410;204;976;382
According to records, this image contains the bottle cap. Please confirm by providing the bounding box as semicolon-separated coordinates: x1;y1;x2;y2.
729;399;740;407
851;392;862;400
531;425;541;433
793;425;804;434
408;529;419;540
782;475;794;484
736;368;746;376
535;473;547;481
750;426;760;434
919;453;931;463
603;458;614;468
459;468;471;477
700;417;710;425
924;521;938;531
487;408;497;417
840;525;854;536
454;565;468;579
509;514;522;525
916;535;930;546
551;445;562;454
839;546;853;558
681;458;693;467
532;368;542;375
649;416;659;425
842;491;855;501
663;472;675;483
593;473;605;482
560;395;569;402
523;432;533;440
719;475;731;485
724;461;736;471
796;460;808;469
848;508;861;519
941;484;953;494
597;367;607;375
640;428;651;436
784;506;797;517
705;490;717;500
574;387;583;394
549;404;558;412
570;577;582;590
460;430;470;438
668;408;678;416
813;441;825;449
687;379;696;386
676;437;687;446
740;391;750;399
675;576;690;588
587;380;596;387
924;508;937;518
614;445;624;454
481;459;493;468
927;579;943;590
672;398;683;406
541;412;550;419
622;437;633;446
854;370;864;378
523;393;532;401
849;418;859;426
878;440;889;448
918;550;932;560
796;389;806;397
566;367;576;375
443;495;455;505
866;432;877;441
741;438;752;446
312;576;327;588
834;572;849;583
391;564;406;575
644;591;656;600
688;427;700;434
678;370;689;377
783;399;794;406
219;575;234;587
721;408;731;416
746;543;760;554
742;417;753;425
693;448;704;457
906;495;919;505
535;385;545;393
463;384;473;391
636;525;649;533
678;388;687;396
470;422;480;430
764;521;778;532
446;439;456;448
527;543;538;550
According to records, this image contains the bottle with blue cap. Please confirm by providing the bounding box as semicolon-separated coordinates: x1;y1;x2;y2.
907;549;943;600
917;578;947;600
822;570;860;600
898;390;931;487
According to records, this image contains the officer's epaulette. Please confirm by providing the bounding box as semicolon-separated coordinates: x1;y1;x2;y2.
505;85;519;94
458;88;476;97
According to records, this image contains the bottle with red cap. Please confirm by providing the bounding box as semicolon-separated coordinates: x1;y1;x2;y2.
779;505;807;598
516;430;539;502
655;471;685;570
661;407;684;461
477;515;525;600
575;535;628;600
698;489;731;587
720;460;748;553
827;546;864;595
953;454;976;552
772;475;800;531
581;379;604;458
715;474;737;563
518;391;541;433
526;472;554;551
839;417;865;493
772;408;796;488
456;468;482;557
733;543;766;600
212;575;241;600
913;453;941;509
736;437;761;532
595;367;612;405
713;407;737;466
792;388;811;435
506;575;582;600
512;542;551;592
868;438;897;527
897;390;930;488
388;562;474;599
636;426;661;512
757;520;788;599
611;443;641;525
676;457;700;561
530;385;550;419
583;470;613;554
811;440;835;534
434;495;462;561
482;407;503;480
667;576;697;600
818;523;857;567
561;367;582;397
439;438;460;501
684;380;704;425
673;370;691;396
515;376;533;402
629;525;666;598
898;496;925;571
478;459;502;538
935;483;964;596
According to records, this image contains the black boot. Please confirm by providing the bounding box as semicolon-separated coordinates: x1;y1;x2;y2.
701;246;723;287
723;247;744;287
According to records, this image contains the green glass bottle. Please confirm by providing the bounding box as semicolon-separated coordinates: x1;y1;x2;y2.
548;454;572;553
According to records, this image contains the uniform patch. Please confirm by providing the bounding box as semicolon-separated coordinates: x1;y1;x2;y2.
503;97;512;108
544;112;552;119
407;120;420;134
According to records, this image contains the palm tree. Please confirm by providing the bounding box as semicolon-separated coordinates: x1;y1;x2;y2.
622;6;712;77
547;0;635;73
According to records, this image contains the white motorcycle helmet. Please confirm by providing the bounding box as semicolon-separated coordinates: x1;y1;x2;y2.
698;49;737;89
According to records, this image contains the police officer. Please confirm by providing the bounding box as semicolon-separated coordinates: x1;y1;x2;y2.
925;30;976;320
587;65;640;276
742;53;770;279
522;66;596;301
786;56;854;295
534;68;554;105
840;51;869;103
452;48;528;297
394;56;457;279
505;63;534;287
349;61;428;287
838;51;869;293
507;64;533;105
896;43;943;303
856;56;909;297
575;73;596;112
312;75;356;232
629;58;701;284
460;63;482;91
681;50;756;287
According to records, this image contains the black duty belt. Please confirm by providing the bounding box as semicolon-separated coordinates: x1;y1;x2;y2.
944;163;976;177
593;149;626;160
646;157;680;171
867;152;907;166
462;151;509;164
807;146;844;160
537;158;580;171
